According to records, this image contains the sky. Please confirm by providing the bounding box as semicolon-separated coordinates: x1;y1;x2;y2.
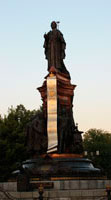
0;0;111;133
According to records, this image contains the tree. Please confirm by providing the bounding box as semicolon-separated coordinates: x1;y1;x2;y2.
0;104;40;181
83;129;111;178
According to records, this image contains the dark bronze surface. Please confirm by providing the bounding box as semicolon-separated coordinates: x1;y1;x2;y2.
25;111;48;157
43;21;70;77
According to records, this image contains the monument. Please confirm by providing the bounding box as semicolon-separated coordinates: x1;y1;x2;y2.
16;22;101;192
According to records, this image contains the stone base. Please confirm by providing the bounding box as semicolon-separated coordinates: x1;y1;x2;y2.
15;154;102;191
0;180;111;199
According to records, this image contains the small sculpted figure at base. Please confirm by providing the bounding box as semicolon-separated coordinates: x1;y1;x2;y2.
25;111;47;157
57;103;83;154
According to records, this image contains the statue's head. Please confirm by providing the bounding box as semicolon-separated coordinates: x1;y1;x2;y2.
51;21;57;30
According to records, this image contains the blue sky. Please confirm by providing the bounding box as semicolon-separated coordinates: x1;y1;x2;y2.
0;0;111;132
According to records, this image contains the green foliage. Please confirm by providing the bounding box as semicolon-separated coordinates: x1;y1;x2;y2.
83;129;111;178
0;104;40;181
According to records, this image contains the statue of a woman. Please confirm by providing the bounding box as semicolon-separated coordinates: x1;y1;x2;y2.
43;21;69;76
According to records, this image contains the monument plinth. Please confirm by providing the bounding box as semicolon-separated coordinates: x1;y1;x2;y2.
38;66;78;154
16;21;101;192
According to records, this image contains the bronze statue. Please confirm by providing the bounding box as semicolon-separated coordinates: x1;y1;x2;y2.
25;111;47;156
25;22;83;155
43;21;70;76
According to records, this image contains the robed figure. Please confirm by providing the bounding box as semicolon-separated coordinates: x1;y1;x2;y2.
44;21;70;76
